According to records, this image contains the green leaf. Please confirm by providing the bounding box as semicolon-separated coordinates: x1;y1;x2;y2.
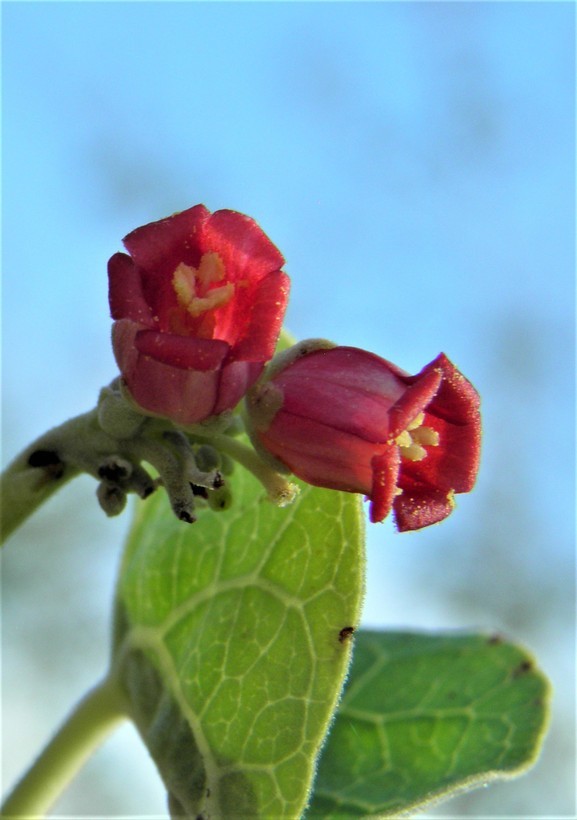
111;460;365;818
308;630;551;817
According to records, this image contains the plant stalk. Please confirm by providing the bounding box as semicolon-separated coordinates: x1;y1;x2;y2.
1;676;127;818
0;413;95;545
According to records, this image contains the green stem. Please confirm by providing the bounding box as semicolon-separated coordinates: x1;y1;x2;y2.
0;387;152;546
0;412;98;545
207;434;299;507
1;676;127;819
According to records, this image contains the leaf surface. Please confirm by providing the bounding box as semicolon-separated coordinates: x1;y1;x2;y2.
112;460;365;818
308;630;551;817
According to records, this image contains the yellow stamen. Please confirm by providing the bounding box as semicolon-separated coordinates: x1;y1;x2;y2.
172;253;234;318
399;443;427;462
196;252;226;286
395;413;439;462
406;412;425;431
185;283;235;317
173;263;197;305
395;430;413;449
411;426;440;447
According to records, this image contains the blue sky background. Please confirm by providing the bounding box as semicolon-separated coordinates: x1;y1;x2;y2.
2;3;575;816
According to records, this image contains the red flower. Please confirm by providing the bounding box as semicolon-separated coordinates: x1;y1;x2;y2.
246;344;481;531
108;205;290;426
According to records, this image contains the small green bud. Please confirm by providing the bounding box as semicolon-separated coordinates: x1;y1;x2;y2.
96;483;127;517
207;485;233;512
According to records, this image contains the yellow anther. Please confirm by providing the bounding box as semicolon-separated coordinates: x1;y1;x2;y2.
395;412;439;462
399;443;427;462
186;283;235;317
196;252;225;286
411;426;440;447
395;430;413;449
406;412;425;431
173;263;197;305
172;253;234;318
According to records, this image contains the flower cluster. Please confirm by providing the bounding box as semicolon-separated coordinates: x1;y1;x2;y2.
109;205;480;531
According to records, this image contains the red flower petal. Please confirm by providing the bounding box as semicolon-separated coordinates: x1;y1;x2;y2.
134;330;229;372
271;347;408;442
124;357;221;425
202;210;285;282
231;271;291;361
387;367;443;440
108;252;155;326
213;360;265;416
399;414;480;494
398;354;481;493
260;413;376;494
393;487;455;532
422;353;481;425
122;205;210;276
370;445;401;523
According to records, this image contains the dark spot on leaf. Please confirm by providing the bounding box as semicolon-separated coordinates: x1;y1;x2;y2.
339;626;355;643
487;633;504;645
512;660;533;677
